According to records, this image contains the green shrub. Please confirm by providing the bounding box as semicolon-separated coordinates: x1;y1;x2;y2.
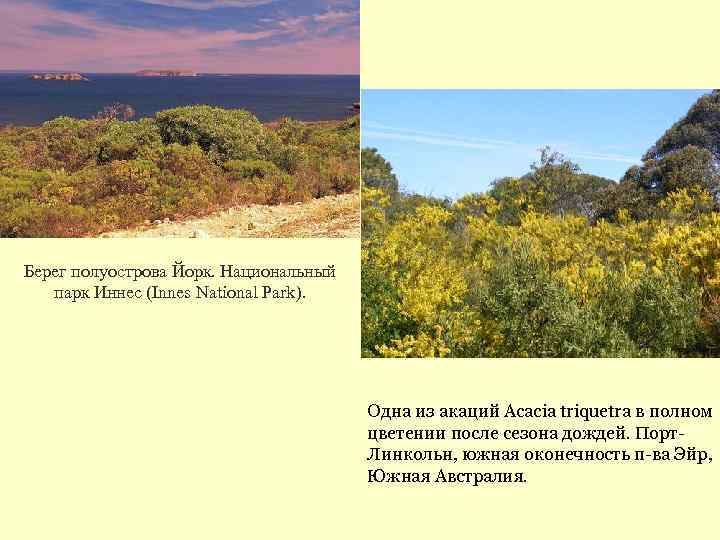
469;246;638;357
269;143;309;173
275;117;309;145
223;159;282;180
307;130;357;159
0;198;90;237
105;159;161;196
0;109;358;237
97;119;163;163
0;143;21;169
40;117;103;171
90;193;160;230
600;267;704;356
160;143;222;179
251;173;296;205
155;106;271;163
361;259;418;357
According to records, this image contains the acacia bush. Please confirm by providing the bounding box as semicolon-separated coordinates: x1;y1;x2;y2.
362;90;720;357
362;180;716;357
0;106;359;237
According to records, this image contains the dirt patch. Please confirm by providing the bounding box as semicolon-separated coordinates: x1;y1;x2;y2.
100;191;360;238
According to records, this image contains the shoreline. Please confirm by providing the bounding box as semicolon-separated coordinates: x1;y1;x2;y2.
1;112;358;130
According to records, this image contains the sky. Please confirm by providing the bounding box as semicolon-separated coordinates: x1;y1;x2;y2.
361;90;710;198
0;0;359;74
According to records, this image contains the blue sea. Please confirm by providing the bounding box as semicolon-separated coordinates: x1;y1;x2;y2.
0;73;359;126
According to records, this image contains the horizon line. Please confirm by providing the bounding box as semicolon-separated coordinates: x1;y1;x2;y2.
0;69;359;76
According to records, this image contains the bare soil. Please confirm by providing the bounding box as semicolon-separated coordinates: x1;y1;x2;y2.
100;191;360;238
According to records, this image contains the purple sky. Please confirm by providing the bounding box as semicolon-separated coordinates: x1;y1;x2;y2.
0;0;359;74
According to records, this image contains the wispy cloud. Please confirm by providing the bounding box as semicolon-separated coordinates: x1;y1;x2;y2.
362;130;501;150
364;121;517;147
0;0;358;73
143;1;276;9
363;121;639;164
33;21;98;38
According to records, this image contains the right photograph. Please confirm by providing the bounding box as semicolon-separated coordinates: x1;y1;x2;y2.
361;89;720;358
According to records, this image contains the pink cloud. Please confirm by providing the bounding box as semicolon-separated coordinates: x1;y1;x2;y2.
0;1;359;74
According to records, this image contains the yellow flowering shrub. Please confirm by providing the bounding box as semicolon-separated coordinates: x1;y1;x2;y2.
658;187;715;220
649;213;720;291
378;327;451;358
363;189;715;357
371;206;467;324
362;89;720;357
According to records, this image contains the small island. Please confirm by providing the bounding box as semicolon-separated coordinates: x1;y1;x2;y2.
135;69;198;77
29;72;89;81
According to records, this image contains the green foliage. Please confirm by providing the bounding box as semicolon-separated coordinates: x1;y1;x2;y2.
155;105;271;163
224;159;282;180
489;148;613;223
362;147;399;195
40;117;104;171
361;256;417;357
644;90;720;161
362;90;720;357
594;175;656;222
619;91;720;213
646;145;719;197
600;266;703;356
468;245;639;358
0;142;21;169
488;176;536;224
266;139;310;173
105;159;161;196
0;168;89;237
275;117;310;145
386;192;451;223
97;119;163;163
0;107;359;237
307;127;358;160
362;133;720;357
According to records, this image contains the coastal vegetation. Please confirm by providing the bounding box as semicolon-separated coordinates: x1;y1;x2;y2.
362;90;720;358
0;105;359;236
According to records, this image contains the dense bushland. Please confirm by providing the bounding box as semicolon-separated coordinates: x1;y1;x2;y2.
0;105;359;236
362;90;720;357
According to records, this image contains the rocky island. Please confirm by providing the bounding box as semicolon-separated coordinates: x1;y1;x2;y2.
135;69;198;77
29;72;89;81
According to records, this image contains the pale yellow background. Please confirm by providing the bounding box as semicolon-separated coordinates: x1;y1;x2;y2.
362;0;720;88
2;1;720;538
0;239;362;539
1;241;717;539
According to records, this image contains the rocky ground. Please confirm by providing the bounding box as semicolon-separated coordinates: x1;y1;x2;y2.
100;191;360;238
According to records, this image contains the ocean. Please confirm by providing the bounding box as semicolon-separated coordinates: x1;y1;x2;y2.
0;73;359;126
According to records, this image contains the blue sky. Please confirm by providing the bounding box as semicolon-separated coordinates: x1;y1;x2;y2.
361;90;710;198
0;0;358;73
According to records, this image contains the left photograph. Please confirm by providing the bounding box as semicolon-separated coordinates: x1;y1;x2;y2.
0;0;360;238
